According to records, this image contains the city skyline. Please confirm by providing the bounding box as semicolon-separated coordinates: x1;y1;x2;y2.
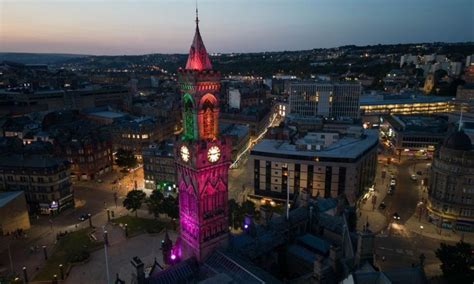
1;0;473;55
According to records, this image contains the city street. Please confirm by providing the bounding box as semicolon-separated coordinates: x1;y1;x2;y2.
361;152;472;278
228;110;282;203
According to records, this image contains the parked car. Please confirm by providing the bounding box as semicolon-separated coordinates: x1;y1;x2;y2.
388;185;395;195
393;212;401;220
390;179;396;186
411;174;418;181
378;202;386;210
79;213;90;221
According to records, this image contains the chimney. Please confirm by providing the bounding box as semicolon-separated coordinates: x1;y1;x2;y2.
131;256;145;284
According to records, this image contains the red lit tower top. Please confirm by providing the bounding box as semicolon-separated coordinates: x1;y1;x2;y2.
185;8;212;71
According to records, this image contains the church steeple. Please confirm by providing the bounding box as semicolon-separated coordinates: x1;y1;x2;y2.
185;7;212;71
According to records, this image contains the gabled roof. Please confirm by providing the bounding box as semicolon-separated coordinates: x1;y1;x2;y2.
185;11;212;71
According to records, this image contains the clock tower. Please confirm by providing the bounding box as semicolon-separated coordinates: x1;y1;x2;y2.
175;9;231;262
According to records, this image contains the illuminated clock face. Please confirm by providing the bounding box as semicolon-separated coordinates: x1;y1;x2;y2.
180;145;190;162
207;146;221;163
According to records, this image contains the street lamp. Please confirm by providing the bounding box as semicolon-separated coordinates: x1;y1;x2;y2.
420;225;424;236
88;213;93;228
42;245;48;260
59;264;64;280
22;266;28;283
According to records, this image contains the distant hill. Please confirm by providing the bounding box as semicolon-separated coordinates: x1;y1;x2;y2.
0;52;88;65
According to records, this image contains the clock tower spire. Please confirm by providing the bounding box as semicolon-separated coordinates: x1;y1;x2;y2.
175;10;231;262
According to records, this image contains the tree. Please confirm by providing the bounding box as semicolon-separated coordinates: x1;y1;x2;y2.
146;190;165;219
123;189;146;217
115;148;137;169
435;241;473;283
162;195;179;220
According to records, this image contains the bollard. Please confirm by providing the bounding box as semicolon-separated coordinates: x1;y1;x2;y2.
107;209;111;222
59;264;64;280
88;214;93;228
125;224;128;238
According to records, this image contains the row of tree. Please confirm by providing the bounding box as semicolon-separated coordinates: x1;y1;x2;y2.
122;189;178;220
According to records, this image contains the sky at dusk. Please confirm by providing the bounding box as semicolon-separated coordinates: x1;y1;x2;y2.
1;0;473;55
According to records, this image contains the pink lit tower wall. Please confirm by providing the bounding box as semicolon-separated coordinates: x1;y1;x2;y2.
174;10;231;262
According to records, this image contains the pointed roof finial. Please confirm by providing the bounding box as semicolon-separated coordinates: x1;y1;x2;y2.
195;0;199;25
185;4;212;71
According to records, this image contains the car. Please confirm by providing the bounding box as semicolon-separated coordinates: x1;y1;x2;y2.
79;214;90;221
393;212;401;220
388;185;395;195
390;179;396;186
411;174;418;181
378;202;386;210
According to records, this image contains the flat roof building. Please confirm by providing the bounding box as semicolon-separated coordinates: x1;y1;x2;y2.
250;128;378;204
289;81;361;121
360;93;453;116
383;115;449;154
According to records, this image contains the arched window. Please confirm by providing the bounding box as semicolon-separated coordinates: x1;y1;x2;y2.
202;99;214;139
199;94;218;139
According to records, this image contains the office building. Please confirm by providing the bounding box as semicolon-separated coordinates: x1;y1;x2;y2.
112;116;175;157
143;140;176;190
360;93;453;116
289;81;361;121
250;128;378;204
43;112;114;181
383;115;449;155
0;152;73;214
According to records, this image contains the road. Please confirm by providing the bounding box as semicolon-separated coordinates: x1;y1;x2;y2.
372;156;447;277
228;111;282;203
383;159;427;225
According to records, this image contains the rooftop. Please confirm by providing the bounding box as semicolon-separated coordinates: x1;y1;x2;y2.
297;234;331;255
142;140;174;157
251;129;378;160
0;153;68;169
85;111;127;119
0;191;24;208
388;114;449;133
219;122;249;139
360;93;453;106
